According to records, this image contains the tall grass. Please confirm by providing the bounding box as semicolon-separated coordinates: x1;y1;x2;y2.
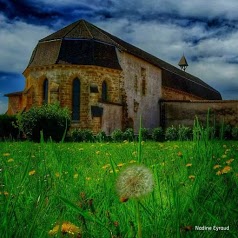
0;126;238;237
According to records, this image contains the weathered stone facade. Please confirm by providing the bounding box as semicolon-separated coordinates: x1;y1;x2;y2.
118;52;162;132
22;65;123;134
5;19;222;134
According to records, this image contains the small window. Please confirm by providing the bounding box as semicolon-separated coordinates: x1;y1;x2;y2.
72;78;80;121
141;68;146;96
43;79;48;104
134;75;138;93
102;80;108;101
142;79;146;95
141;67;146;78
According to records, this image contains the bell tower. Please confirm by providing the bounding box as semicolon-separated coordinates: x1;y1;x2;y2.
178;54;188;71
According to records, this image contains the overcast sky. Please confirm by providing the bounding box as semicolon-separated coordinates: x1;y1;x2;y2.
0;0;238;114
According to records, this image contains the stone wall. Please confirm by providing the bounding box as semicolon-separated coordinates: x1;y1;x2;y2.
7;95;23;114
161;100;238;128
100;102;122;135
22;64;122;133
117;51;162;132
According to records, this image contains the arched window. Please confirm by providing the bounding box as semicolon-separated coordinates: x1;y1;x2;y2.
43;79;48;104
72;78;80;121
102;80;108;102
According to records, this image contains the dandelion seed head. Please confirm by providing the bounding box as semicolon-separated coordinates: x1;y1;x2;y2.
116;165;154;199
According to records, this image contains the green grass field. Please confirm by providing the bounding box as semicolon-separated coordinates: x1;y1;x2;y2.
0;139;238;237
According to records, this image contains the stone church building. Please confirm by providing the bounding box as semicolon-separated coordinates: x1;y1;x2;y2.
5;19;222;134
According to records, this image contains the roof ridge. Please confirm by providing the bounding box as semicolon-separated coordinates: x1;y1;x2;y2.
82;20;93;39
55;39;63;64
86;21;126;50
63;20;83;38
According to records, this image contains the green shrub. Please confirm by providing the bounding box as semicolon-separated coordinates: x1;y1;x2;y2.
16;103;71;142
95;130;107;142
231;127;238;140
140;128;150;141
220;124;232;140
165;126;178;141
178;125;192;141
151;127;164;141
70;129;94;142
123;128;134;141
0;114;19;139
111;129;123;142
82;129;94;142
71;129;84;142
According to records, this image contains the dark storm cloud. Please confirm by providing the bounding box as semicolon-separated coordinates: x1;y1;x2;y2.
0;0;114;27
1;0;59;25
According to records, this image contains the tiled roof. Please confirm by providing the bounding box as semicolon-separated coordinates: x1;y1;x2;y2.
4;91;23;97
28;19;221;100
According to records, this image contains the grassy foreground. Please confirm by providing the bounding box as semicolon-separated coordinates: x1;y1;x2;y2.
0;139;238;237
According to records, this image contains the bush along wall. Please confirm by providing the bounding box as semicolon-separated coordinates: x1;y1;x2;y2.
0;114;19;140
151;127;164;142
16;103;71;142
70;129;94;142
231;127;238;140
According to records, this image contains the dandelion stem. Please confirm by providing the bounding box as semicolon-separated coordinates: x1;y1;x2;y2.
138;116;142;164
136;200;142;238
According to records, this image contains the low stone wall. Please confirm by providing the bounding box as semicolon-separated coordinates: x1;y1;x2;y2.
160;100;238;128
100;102;123;135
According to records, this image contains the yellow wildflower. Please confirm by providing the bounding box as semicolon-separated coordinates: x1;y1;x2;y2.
102;164;110;169
7;158;14;163
225;149;231;154
61;222;81;235
226;159;234;165
186;163;192;167
109;169;119;173
221;166;232;174
129;160;137;163
3;153;10;156
49;222;81;236
55;172;60;178
188;175;195;180
117;163;125;167
213;165;221;169
29;170;36;176
216;170;222;176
